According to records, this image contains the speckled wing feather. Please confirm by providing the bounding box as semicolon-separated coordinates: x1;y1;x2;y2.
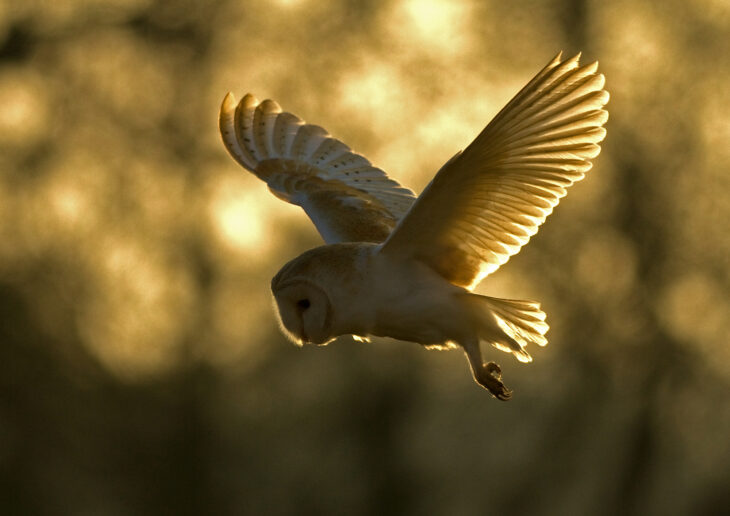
381;53;609;289
219;93;417;244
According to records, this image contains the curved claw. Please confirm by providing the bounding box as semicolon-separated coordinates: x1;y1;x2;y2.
494;384;512;401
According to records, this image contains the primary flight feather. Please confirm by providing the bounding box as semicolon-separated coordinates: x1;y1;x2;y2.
219;52;609;399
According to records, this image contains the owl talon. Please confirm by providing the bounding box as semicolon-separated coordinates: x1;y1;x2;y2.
483;374;512;401
464;344;513;400
485;361;502;379
474;364;511;401
493;384;512;401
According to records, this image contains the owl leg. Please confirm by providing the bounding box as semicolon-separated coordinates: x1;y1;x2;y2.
463;340;512;401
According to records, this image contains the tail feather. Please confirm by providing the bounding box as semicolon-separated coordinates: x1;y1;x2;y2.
472;295;549;363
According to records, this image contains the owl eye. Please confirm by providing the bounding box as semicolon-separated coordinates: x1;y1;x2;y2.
297;298;311;310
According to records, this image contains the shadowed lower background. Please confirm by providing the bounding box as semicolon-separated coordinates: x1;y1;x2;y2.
1;0;729;514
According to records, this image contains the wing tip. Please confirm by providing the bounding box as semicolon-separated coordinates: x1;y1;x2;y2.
259;98;282;112
219;91;260;171
220;92;236;120
241;92;259;108
219;92;236;140
551;50;581;66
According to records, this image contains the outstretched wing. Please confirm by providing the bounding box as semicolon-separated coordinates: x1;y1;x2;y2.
380;52;609;289
219;93;416;244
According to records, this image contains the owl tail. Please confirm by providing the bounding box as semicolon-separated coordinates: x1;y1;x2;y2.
468;295;549;363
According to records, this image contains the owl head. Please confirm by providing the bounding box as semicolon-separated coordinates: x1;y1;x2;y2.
270;243;372;346
271;275;333;346
271;248;337;347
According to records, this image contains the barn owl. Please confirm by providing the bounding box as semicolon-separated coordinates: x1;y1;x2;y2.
219;52;608;400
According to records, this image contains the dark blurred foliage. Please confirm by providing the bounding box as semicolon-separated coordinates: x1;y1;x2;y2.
1;0;729;514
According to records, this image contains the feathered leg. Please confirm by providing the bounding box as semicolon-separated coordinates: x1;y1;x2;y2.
463;340;512;401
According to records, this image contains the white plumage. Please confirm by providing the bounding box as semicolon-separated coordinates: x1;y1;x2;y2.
219;52;609;399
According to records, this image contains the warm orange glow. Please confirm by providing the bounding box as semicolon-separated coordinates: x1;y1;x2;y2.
337;60;406;125
211;187;268;253
208;174;278;257
49;183;84;225
272;0;307;7
0;70;47;146
387;0;473;56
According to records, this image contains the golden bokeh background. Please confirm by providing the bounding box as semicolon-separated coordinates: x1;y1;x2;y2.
1;0;729;514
